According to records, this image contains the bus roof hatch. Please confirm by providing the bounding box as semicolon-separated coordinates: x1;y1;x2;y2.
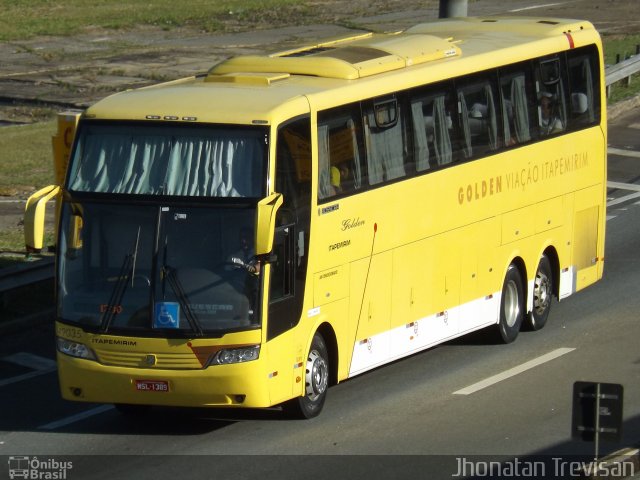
207;33;461;80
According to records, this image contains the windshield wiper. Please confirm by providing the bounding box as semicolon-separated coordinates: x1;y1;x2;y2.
154;213;203;337
162;265;204;337
100;227;141;333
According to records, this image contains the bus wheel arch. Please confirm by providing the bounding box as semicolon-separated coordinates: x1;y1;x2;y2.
283;324;336;419
496;258;526;343
316;322;339;388
542;246;560;300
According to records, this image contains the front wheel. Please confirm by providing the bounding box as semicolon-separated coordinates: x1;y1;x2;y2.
496;264;524;343
283;333;329;419
526;255;553;331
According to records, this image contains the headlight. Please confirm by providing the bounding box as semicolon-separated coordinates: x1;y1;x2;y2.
56;337;97;361
208;345;260;366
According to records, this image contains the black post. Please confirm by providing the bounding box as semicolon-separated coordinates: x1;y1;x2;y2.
439;0;468;18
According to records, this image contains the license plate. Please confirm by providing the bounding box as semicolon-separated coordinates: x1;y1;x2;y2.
134;380;169;392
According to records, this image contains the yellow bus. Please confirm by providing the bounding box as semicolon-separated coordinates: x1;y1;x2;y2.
27;16;606;418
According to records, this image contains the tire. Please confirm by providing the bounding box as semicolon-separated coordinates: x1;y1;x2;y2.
496;264;524;343
283;333;329;419
526;255;553;331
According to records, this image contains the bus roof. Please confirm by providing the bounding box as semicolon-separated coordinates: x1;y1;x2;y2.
85;16;599;125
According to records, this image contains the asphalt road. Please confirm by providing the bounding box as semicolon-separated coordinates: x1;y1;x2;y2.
2;1;640;476
0;109;639;479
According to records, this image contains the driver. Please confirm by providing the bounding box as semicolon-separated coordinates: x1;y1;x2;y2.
228;227;260;275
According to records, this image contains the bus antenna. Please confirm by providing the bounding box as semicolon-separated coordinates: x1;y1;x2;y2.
349;222;378;374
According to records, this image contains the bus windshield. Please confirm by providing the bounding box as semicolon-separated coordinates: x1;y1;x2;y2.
59;201;262;335
68;122;267;198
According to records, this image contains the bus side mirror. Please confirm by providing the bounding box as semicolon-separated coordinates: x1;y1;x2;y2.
24;185;60;252
255;193;283;255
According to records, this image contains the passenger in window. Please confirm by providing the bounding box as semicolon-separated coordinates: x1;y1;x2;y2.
539;92;563;135
330;162;353;194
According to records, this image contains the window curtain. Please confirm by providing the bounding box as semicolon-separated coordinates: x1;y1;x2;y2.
433;96;452;165
347;119;363;190
458;92;472;159
70;132;263;197
484;85;498;150
511;75;531;143
502;95;513;146
317;124;332;199
411;100;430;172
364;110;406;185
582;59;595;122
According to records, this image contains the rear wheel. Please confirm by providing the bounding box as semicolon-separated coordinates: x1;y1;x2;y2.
496;264;524;343
527;255;553;331
283;333;329;419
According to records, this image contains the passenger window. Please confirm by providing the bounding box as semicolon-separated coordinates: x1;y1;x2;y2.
277;117;311;218
410;87;455;170
456;76;500;159
499;66;535;147
317;105;364;201
536;57;568;136
363;95;408;185
567;46;600;128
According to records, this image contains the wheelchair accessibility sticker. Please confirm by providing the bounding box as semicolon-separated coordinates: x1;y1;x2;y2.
154;302;180;329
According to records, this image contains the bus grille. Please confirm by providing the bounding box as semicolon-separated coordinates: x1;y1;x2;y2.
95;349;204;369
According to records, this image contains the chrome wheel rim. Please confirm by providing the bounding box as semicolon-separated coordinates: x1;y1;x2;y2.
533;271;551;316
305;349;328;401
504;280;520;327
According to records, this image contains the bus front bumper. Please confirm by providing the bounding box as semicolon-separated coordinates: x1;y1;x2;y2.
56;353;273;408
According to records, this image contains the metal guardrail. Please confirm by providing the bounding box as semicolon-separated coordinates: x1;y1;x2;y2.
606;54;640;87
1;56;640;296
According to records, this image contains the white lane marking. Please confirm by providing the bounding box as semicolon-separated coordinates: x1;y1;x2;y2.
0;369;56;388
453;347;575;395
629;124;640;130
606;181;640;207
607;215;617;221
39;405;115;430
607;181;640;192
0;353;57;387
608;147;640;159
509;3;566;12
607;192;640;208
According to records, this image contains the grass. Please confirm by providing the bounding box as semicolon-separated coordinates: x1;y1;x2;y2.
0;0;307;41
0;121;56;195
602;34;640;103
0;121;57;261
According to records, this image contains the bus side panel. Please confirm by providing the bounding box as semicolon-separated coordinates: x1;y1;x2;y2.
458;218;502;333
572;184;603;291
389;236;460;359
265;327;296;405
348;252;392;375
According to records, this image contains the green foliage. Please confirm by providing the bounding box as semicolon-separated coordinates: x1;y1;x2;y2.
0;0;306;41
602;35;640;103
0;121;56;194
